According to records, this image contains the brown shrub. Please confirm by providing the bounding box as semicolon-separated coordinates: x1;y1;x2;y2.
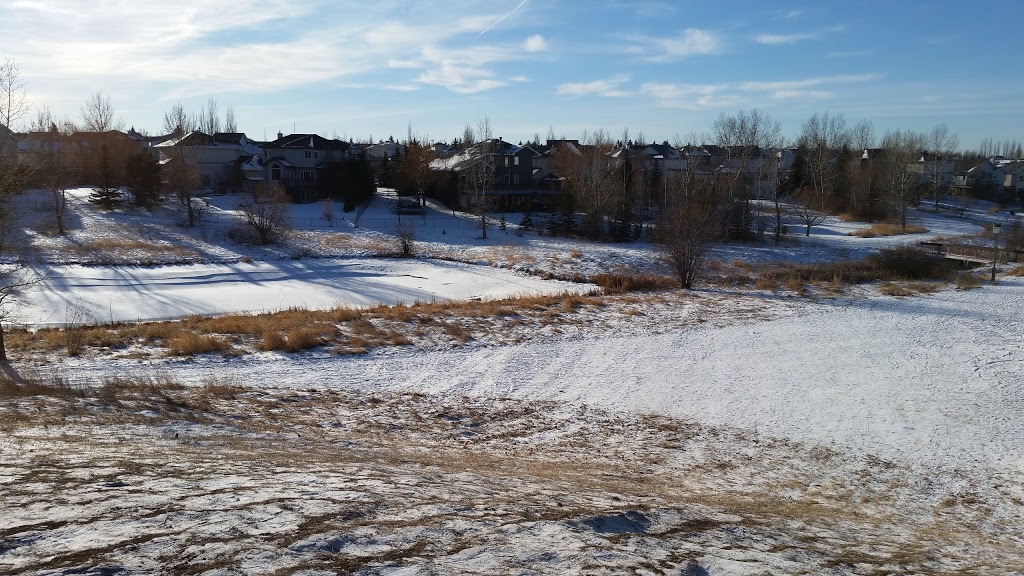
851;223;928;238
167;333;231;356
259;331;288;351
955;272;982;290
590;272;676;294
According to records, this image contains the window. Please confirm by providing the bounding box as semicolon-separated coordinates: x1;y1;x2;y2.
504;157;509;167
304;150;313;159
514;156;520;166
301;171;314;184
513;175;520;185
271;167;281;181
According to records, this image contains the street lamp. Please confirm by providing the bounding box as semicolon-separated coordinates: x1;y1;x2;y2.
991;223;1002;283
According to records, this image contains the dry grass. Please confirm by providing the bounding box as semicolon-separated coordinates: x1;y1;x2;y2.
1005;265;1024;277
589;272;676;294
878;281;942;297
166;333;232;356
850;223;928;238
955;272;983;290
72;238;198;260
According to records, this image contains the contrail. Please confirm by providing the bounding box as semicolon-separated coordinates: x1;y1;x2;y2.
475;0;529;40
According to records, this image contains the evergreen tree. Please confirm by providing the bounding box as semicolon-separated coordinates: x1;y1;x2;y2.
124;150;162;210
89;144;121;209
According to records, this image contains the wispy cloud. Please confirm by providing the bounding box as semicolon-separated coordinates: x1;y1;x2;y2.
782;9;804;20
755;31;819;45
557;75;632;98
626;28;722;62
755;25;843;45
610;73;883;109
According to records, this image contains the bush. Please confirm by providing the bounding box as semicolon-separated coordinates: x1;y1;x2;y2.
955;272;982;290
167;333;231;356
868;247;953;280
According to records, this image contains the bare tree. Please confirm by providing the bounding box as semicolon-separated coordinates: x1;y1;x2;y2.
461;123;476;148
165;145;202;227
163;102;196;136
0;140;37;363
200;98;221;135
241;181;291;245
923;123;959;209
224;105;238;133
556;129;616;239
712;108;783;239
30;107;75;234
655;172;722;289
881;129;925;231
0;56;29;130
80;92;123;133
791;186;829;236
799;111;850;212
394;221;416;257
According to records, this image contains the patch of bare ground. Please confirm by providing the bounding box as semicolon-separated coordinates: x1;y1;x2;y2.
0;377;1019;574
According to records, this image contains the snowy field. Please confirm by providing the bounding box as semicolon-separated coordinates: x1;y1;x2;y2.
2;188;1024;574
20;258;590;326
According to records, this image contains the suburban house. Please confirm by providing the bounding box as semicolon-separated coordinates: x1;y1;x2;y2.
911;151;958;192
260;133;354;202
609;142;686;182
964;156;1023;200
430;138;541;211
153;131;262;192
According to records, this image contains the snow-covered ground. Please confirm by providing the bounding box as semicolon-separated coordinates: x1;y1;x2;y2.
3;187;1024;574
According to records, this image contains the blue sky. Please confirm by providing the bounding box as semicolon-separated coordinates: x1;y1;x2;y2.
2;0;1020;149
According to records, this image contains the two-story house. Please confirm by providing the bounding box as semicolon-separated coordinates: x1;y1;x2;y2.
153;131;262;192
261;133;353;202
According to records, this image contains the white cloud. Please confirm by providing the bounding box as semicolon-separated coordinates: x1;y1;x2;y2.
755;32;819;45
523;34;548;52
783;9;804;20
627;28;722;62
635;73;881;109
738;73;882;93
557;75;631;98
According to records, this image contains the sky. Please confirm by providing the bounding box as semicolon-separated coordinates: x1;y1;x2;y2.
1;0;1020;150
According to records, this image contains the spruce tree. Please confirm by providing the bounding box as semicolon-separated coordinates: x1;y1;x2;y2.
89;143;121;209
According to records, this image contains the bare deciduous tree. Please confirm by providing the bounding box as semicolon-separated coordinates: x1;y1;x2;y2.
0;56;29;130
200;98;221;135
0;141;37;363
80;92;123;133
224;105;238;133
881;129;925;231
30;106;75;234
163;102;196;137
791;186;829;236
923;123;959;209
655;172;723;289
394;221;416;257
241;181;291;245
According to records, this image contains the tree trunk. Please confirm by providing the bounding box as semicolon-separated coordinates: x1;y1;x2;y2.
774;200;782;245
480;213;487;239
0;322;8;363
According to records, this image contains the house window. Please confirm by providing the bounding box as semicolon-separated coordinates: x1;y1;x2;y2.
301;171;314;184
271;167;281;181
265;150;270;157
504;157;509;167
513;175;520;185
514;156;520;166
305;150;312;159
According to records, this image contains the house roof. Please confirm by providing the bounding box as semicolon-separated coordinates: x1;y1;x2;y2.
265;133;350;151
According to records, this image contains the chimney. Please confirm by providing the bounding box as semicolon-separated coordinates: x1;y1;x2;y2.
277;132;283;140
